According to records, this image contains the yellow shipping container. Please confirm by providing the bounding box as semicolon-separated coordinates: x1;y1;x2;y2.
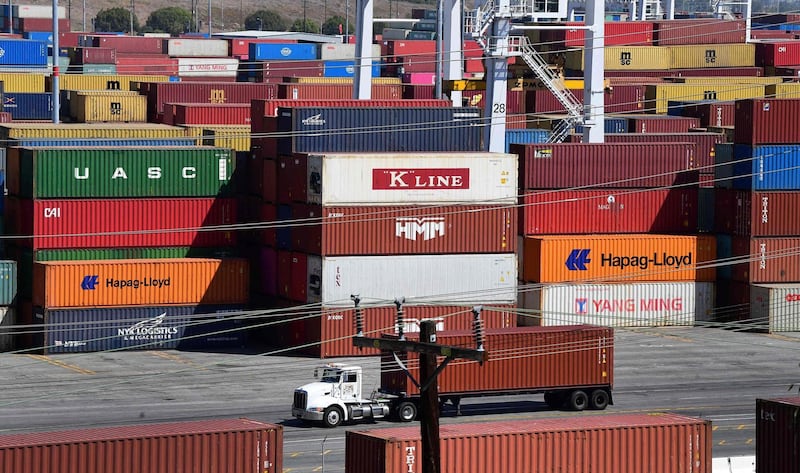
521;234;717;283
667;44;755;69
766;83;800;99
287;77;402;85
198;125;251;152
47;74;172;92
0;73;46;92
667;76;785;85
75;93;148;123
645;83;765;114
0;123;191;141
66;90;139;120
565;46;671;71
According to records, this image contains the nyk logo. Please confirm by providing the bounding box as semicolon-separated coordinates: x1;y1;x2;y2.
81;275;99;290
373;168;470;189
565;249;591;271
395;217;445;241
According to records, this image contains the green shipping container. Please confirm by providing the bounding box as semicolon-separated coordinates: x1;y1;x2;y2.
9;246;238;300
0;260;17;306
6;147;236;198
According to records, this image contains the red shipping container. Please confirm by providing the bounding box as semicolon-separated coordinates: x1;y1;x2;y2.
652;18;746;45
288;251;308;302
165;103;251;125
734;98;800;144
513;142;699;189
59;31;82;48
248;60;325;81
0;418;282;473
144;82;277;116
521;188;700;234
557;21;653;47
238;196;276;246
290;204;516;255
229;37;298;58
75;47;117;65
626;115;701;133
15;17;70;33
6;197;237;250
277;83;402;100
115;54;178;75
756;41;800;67
756;397;800;473
399;54;437;73
716;190;800;237
253;98;452;119
675;101;736;128
605;84;647;112
729;237;800;283
751;30;796;40
385;39;436;58
524;88;583;113
272;304;517;358
571;132;725;170
346;413;711;473
463;39;484;74
96;35;164;54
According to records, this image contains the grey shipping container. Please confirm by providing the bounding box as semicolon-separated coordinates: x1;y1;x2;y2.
277;106;482;154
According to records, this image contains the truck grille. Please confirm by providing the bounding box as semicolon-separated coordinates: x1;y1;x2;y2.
293;391;307;409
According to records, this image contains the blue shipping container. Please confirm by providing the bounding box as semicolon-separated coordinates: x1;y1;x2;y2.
277;106;482;153
38;305;248;354
574;116;628;134
24;31;53;45
249;43;318;61
0;39;47;65
732;144;800;190
3;93;53;120
323;60;380;78
505;129;549;153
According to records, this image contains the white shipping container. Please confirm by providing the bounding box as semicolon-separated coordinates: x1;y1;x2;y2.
751;284;800;332
519;282;715;327
177;57;239;77
165;39;229;57
0;306;15;351
307;152;518;205
307;254;517;306
12;5;66;18
320;43;382;61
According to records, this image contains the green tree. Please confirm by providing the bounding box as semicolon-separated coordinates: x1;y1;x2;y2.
290;18;319;33
145;7;193;35
94;7;138;33
245;10;288;31
321;15;353;35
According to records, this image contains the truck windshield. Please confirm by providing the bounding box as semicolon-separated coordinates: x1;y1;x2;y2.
320;370;341;383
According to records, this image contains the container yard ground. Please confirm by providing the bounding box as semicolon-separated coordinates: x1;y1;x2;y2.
1;326;799;472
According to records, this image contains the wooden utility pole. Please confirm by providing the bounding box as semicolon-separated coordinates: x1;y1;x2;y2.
352;296;486;473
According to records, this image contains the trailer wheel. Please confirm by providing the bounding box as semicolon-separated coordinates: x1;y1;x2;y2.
397;402;417;422
589;389;610;410
323;406;344;428
568;390;588;411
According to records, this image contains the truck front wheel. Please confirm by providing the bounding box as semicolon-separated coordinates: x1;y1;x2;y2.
397;401;417;422
323;406;344;428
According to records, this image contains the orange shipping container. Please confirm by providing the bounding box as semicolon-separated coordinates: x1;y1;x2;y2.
522;235;716;283
33;258;249;309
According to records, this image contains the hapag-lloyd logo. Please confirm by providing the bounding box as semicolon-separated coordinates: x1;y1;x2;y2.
373;168;470;189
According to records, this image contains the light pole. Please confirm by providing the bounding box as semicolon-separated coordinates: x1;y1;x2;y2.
345;0;349;40
129;0;134;34
303;0;307;32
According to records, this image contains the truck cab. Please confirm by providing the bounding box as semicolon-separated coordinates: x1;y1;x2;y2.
292;363;390;427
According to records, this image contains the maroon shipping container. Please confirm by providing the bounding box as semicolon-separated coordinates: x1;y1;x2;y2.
756;397;800;473
605;84;648;112
346;413;710;473
716;190;800;236
521;188;700;234
144;82;277;117
513;142;699;189
756;41;800;67
734;98;800;144
15;17;70;33
276;154;306;203
729;237;800;283
626;114;701;133
59;31;82;48
75;47;117;65
96;35;164;54
247;60;325;81
5;197;237;250
237;196;276;247
571;132;725;171
0;418;282;473
541;21;653;48
253;98;453;119
290;203;517;255
277;83;403;100
162;103;251;125
268;304;518;358
652;18;746;45
715;279;751;322
676;101;736;127
115;54;178;75
525;88;582;113
399;54;437;73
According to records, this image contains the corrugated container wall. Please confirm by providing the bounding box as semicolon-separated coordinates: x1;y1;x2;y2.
164;38;229;57
96;35;163;53
513;143;698;189
168;103;250;125
201;126;251;152
249;43;318;60
756;398;800;473
750;284;800;332
7;197;238;249
723;237;800;283
74;93;148;123
0;123;190;140
176;58;239;78
0;418;282;473
599;132;724;170
3;93;53;120
144;82;277;116
253;98;452;118
33;258;249;308
7;147;234;198
715;190;800;236
668;101;735;127
565;46;671;71
521;234;717;283
653;19;746;44
730;145;800;190
50;74;172;92
305;152;517;205
277;83;402;100
519;282;714;327
734;98;800;144
645;84;764;114
766;83;800;99
0;72;45;92
345;413;711;473
667;44;755;69
381;325;613;396
0;39;47;65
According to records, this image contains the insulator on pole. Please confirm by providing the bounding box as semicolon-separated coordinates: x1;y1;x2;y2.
395;297;405;341
472;306;485;352
351;294;363;337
